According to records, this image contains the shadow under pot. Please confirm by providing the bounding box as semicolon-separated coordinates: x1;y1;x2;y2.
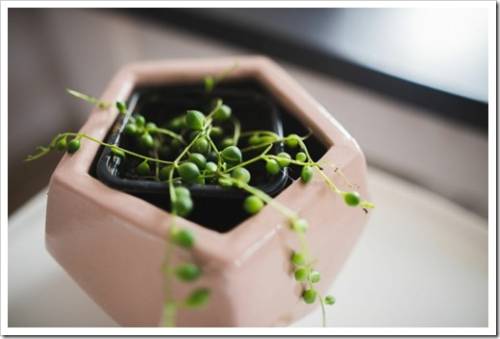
96;87;288;233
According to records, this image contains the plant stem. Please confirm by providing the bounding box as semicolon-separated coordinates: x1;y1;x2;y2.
315;166;342;194
266;155;321;167
205;132;223;167
296;232;311;262
324;162;355;189
162;222;177;326
66;88;110;109
149;127;185;143
206;62;238;92
26;132;175;166
161;166;178;327
319;295;327;327
225;144;273;173
162;302;177;327
240;139;284;153
297;138;314;165
25;146;51;161
206;99;223;121
231;117;241;145
153;149;160;181
174;132;204;167
239;130;279;137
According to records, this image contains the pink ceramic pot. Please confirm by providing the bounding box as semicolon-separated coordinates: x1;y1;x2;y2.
45;56;370;327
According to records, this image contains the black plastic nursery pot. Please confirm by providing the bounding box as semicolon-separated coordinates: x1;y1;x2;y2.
94;79;326;232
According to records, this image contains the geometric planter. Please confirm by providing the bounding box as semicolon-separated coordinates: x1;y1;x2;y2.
45;56;370;326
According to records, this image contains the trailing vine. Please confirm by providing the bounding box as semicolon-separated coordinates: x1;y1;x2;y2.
27;72;374;327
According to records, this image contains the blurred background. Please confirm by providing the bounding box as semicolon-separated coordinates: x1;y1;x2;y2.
8;8;488;217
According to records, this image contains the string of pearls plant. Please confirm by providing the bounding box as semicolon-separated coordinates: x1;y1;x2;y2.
27;73;374;327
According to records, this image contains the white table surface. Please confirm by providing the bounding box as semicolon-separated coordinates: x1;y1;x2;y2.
8;168;488;327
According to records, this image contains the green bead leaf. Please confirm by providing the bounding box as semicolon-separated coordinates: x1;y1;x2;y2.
175;263;202;282
185;110;205;131
189;153;207;170
213;104;232;122
174;186;191;198
221;146;242;163
56;137;67;151
146;122;157;131
139;132;154;149
204;76;215;93
243;195;264;214
294;268;309;282
205;162;218;174
231;167;251;184
185;288;210;308
174;195;193;217
136;160;150;176
343;191;361;206
324;295;336;305
276;152;291;167
295;152;307;162
309;270;321;283
116;101;127;115
124;123;138;136
192;137;210;154
302;288;317;304
290;218;308;233
301;166;313;183
221;138;234;149
67;139;81;154
177;162;200;182
134;114;146;127
291;251;306;265
265;159;280;175
170;228;195;249
111;146;125;158
285;134;300;148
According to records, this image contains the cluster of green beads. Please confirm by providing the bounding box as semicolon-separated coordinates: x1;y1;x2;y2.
27;87;374;327
168;227;210;308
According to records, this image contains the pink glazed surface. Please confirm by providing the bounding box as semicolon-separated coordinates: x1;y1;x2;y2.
45;56;370;326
